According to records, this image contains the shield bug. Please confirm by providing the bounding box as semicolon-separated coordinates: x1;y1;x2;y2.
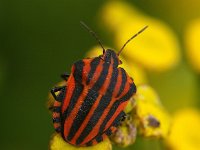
50;22;148;146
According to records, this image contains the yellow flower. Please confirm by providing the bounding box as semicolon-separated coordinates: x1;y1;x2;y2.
85;46;147;85
100;1;180;72
133;85;171;138
185;18;200;73
166;109;200;150
50;133;112;150
99;1;141;32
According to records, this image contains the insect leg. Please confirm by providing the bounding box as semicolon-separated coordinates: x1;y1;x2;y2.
61;73;70;81
51;86;66;101
120;113;127;122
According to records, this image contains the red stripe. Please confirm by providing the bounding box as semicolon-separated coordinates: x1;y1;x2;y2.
53;122;60;129
102;79;131;132
80;58;114;144
92;139;98;145
104;101;128;130
63;58;104;143
82;59;92;84
70;94;102;144
61;76;75;114
102;133;107;140
103;76;131;131
89;60;104;87
63;86;89;139
110;126;117;133
68;60;105;144
53;101;61;107
113;68;122;97
116;70;130;98
53;112;60;118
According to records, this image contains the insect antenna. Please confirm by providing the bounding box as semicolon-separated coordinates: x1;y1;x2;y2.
80;21;105;53
117;25;148;56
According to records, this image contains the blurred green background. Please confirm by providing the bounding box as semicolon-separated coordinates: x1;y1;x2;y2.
1;0;200;150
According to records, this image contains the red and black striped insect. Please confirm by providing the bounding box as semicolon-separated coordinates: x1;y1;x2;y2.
51;22;147;146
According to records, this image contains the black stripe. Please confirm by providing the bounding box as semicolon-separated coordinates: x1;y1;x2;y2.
61;82;84;138
53;106;61;113
104;49;119;67
67;89;99;141
102;111;125;136
105;128;112;136
111;111;126;127
104;49;112;63
67;58;115;141
76;68;118;145
62;60;84;119
99;83;135;133
117;68;127;97
111;51;119;67
53;117;61;123
62;83;84;120
92;56;110;91
75;93;111;145
63;82;84;120
73;60;84;83
107;69;118;94
86;57;100;84
96;135;103;143
92;112;125;142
